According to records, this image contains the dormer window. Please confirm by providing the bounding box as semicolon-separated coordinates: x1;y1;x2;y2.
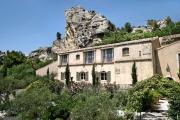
122;48;129;56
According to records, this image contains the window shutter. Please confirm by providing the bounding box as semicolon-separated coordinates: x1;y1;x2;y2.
107;71;111;82
96;72;100;81
85;72;88;81
61;72;64;80
76;72;80;81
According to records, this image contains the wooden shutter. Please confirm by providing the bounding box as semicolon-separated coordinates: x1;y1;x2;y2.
76;72;80;81
85;72;88;81
61;72;64;80
107;71;111;82
96;72;100;81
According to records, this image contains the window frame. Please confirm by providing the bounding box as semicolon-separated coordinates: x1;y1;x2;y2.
101;71;107;80
80;72;85;80
60;54;68;65
102;48;114;62
122;47;130;56
85;51;94;64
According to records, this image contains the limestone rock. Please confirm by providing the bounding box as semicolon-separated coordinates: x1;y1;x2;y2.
52;6;115;53
29;47;53;61
0;51;5;58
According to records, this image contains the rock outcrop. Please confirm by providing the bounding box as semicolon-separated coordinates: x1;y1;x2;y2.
52;6;115;53
0;51;5;58
29;47;54;61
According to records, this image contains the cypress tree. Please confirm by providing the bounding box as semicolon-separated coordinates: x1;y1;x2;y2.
65;63;70;87
47;67;49;79
131;61;137;85
92;63;96;87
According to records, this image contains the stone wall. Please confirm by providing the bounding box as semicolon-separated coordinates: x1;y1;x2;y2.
36;61;58;79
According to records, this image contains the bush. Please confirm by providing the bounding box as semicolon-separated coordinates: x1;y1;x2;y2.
11;81;56;120
7;63;35;80
71;90;120;120
127;75;180;112
168;92;180;120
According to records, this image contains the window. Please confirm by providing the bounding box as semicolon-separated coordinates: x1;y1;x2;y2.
102;48;114;62
122;48;129;56
61;54;68;65
76;72;88;81
101;71;107;80
80;72;85;80
85;51;94;64
76;54;80;60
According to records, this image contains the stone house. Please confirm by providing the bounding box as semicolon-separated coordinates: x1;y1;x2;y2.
36;34;180;84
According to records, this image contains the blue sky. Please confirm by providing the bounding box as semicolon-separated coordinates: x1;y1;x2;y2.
0;0;180;54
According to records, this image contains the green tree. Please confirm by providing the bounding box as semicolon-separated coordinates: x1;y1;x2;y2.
92;64;96;87
131;61;137;85
12;81;55;120
65;63;70;87
124;22;132;33
165;16;173;26
7;63;35;80
147;19;159;31
3;51;26;68
47;67;50;79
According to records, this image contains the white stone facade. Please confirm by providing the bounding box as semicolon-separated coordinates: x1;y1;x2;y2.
57;37;160;85
36;34;180;84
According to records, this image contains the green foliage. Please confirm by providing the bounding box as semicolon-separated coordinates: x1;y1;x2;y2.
12;81;56;120
135;29;143;33
92;63;96;87
127;75;180;112
131;62;137;85
165;16;173;26
168;92;180;120
0;77;17;110
28;59;53;70
71;90;120;120
124;22;132;33
98;20;180;46
7;63;35;80
147;19;159;31
65;63;70;87
49;89;75;120
3;51;26;68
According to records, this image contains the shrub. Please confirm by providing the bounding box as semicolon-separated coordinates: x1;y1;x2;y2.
7;63;35;80
168;92;180;120
127;75;180;112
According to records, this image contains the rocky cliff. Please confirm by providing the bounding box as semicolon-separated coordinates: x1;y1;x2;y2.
52;6;115;53
29;47;54;61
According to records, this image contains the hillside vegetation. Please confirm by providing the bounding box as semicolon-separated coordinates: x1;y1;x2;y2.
97;17;180;45
0;51;180;119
